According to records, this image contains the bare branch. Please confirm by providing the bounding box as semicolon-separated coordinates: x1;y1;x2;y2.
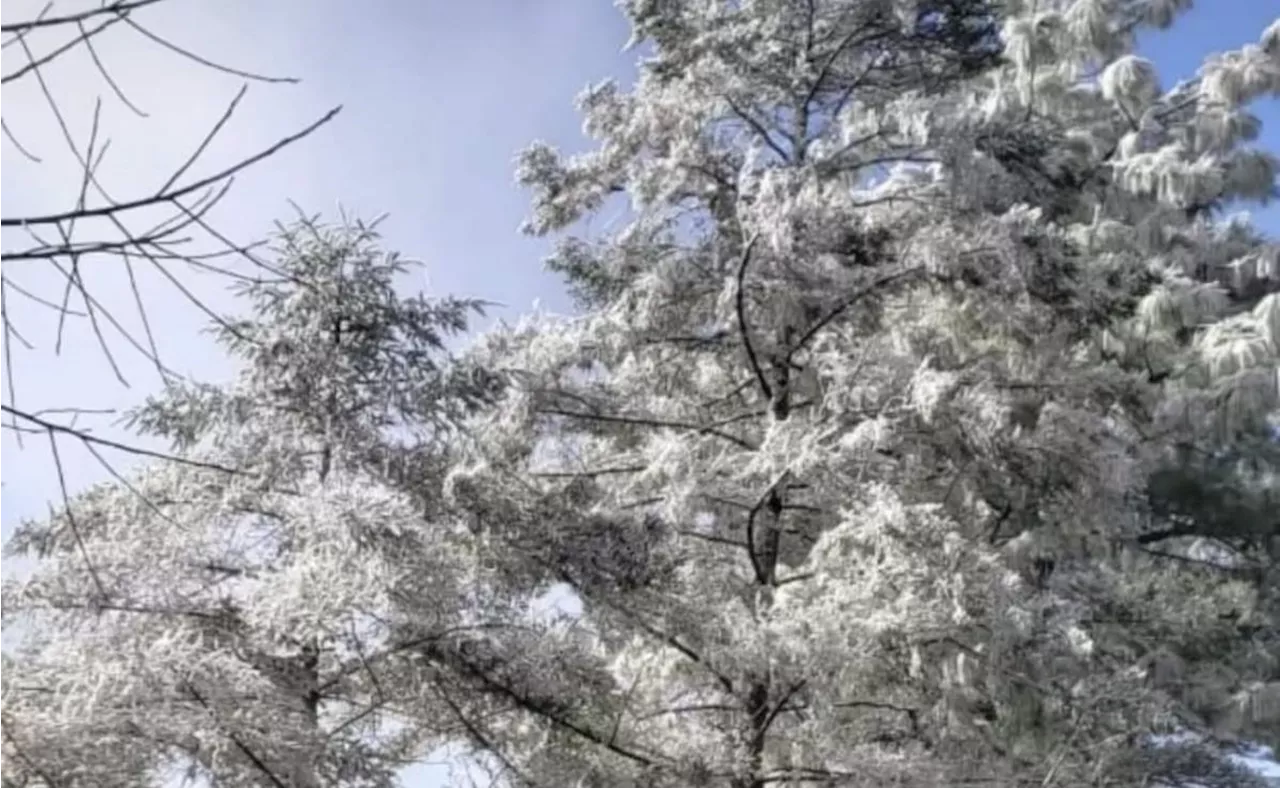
121;16;298;84
1;0;164;35
46;431;109;601
1;105;342;229
0;0;340;491
2;405;243;475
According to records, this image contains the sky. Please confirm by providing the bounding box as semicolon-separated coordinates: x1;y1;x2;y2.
0;0;640;535
1;1;1278;785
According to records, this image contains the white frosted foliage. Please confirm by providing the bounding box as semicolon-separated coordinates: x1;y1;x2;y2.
1101;55;1161;112
3;216;490;787
437;1;1280;786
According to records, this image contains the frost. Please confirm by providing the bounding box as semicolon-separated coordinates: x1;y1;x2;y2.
3;215;487;786
11;2;1280;786
1101;55;1161;112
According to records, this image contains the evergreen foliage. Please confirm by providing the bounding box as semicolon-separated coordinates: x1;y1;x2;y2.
4;2;1280;787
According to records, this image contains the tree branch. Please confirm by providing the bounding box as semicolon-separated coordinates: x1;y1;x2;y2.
537;407;756;451
734;233;773;400
787;266;923;362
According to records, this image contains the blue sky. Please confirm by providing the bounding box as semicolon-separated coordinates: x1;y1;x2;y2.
1;1;1277;785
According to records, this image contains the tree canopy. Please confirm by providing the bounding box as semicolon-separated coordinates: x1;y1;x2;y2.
4;1;1280;787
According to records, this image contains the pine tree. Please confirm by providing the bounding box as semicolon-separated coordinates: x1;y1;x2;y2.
439;1;1280;786
986;1;1280;762
1;213;494;787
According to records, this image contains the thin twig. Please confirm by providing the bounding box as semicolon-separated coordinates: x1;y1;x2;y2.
2;106;343;228
3;405;243;475
77;19;148;117
0;0;163;34
47;431;110;601
121;16;299;84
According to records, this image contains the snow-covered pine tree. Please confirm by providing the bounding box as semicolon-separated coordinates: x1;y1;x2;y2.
438;1;1280;786
977;3;1280;759
1;213;496;787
